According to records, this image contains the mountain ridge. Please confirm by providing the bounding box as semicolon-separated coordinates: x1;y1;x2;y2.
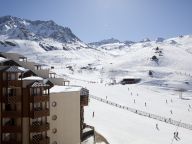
0;15;80;43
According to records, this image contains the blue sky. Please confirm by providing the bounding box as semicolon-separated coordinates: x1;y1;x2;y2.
0;0;192;42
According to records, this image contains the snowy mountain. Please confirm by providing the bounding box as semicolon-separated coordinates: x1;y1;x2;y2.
89;38;120;46
0;15;80;42
89;38;135;49
0;16;90;52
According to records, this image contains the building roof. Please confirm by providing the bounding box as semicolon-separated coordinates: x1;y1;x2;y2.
0;66;8;71
29;81;50;88
0;52;71;86
0;52;25;60
18;66;29;72
80;87;89;96
0;52;47;69
0;57;8;62
23;76;44;81
50;85;82;93
5;66;24;73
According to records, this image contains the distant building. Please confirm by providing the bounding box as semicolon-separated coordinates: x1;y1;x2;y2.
120;78;141;85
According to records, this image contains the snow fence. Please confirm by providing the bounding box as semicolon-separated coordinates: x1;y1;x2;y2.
90;95;192;131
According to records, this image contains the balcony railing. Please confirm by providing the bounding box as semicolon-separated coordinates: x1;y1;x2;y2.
31;135;50;144
81;125;95;142
81;95;89;106
2;111;21;118
2;141;21;144
30;108;50;118
2;80;22;87
30;122;49;132
30;95;49;103
2;95;21;103
2;125;21;133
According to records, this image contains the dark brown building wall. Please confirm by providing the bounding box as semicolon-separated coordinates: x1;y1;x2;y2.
22;88;30;117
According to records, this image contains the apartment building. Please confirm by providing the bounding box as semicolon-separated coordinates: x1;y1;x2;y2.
0;66;50;144
0;52;93;144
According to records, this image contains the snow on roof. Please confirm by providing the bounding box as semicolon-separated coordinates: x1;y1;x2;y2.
23;76;43;80
50;85;82;93
0;57;8;62
18;66;29;72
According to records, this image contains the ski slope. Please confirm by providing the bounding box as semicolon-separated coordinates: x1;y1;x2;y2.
1;35;192;144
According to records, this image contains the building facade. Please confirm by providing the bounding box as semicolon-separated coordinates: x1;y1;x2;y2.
0;66;50;144
0;52;92;144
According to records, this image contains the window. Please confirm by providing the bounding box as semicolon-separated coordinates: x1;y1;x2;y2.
52;115;57;120
52;128;57;134
31;88;41;96
52;101;57;107
8;88;16;96
8;73;16;80
52;141;57;144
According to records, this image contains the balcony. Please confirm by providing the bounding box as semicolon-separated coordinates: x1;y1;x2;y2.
2;141;21;144
81;95;89;106
31;135;50;144
2;80;22;87
30;122;49;132
39;137;50;144
81;125;95;142
30;95;49;103
2;111;21;118
30;108;50;118
2;95;21;103
2;125;21;133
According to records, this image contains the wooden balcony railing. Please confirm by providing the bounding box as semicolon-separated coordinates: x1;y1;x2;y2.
2;95;21;103
39;136;50;144
2;141;21;144
8;80;22;87
31;135;49;144
30;95;49;103
2;111;21;118
81;95;89;106
2;125;21;133
30;122;49;132
30;108;50;118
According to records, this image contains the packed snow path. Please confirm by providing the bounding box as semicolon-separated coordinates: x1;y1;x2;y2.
90;95;192;131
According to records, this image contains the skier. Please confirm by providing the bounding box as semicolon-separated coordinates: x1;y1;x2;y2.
92;111;94;118
174;132;177;140
176;132;180;140
145;102;147;107
156;123;159;130
174;131;180;140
